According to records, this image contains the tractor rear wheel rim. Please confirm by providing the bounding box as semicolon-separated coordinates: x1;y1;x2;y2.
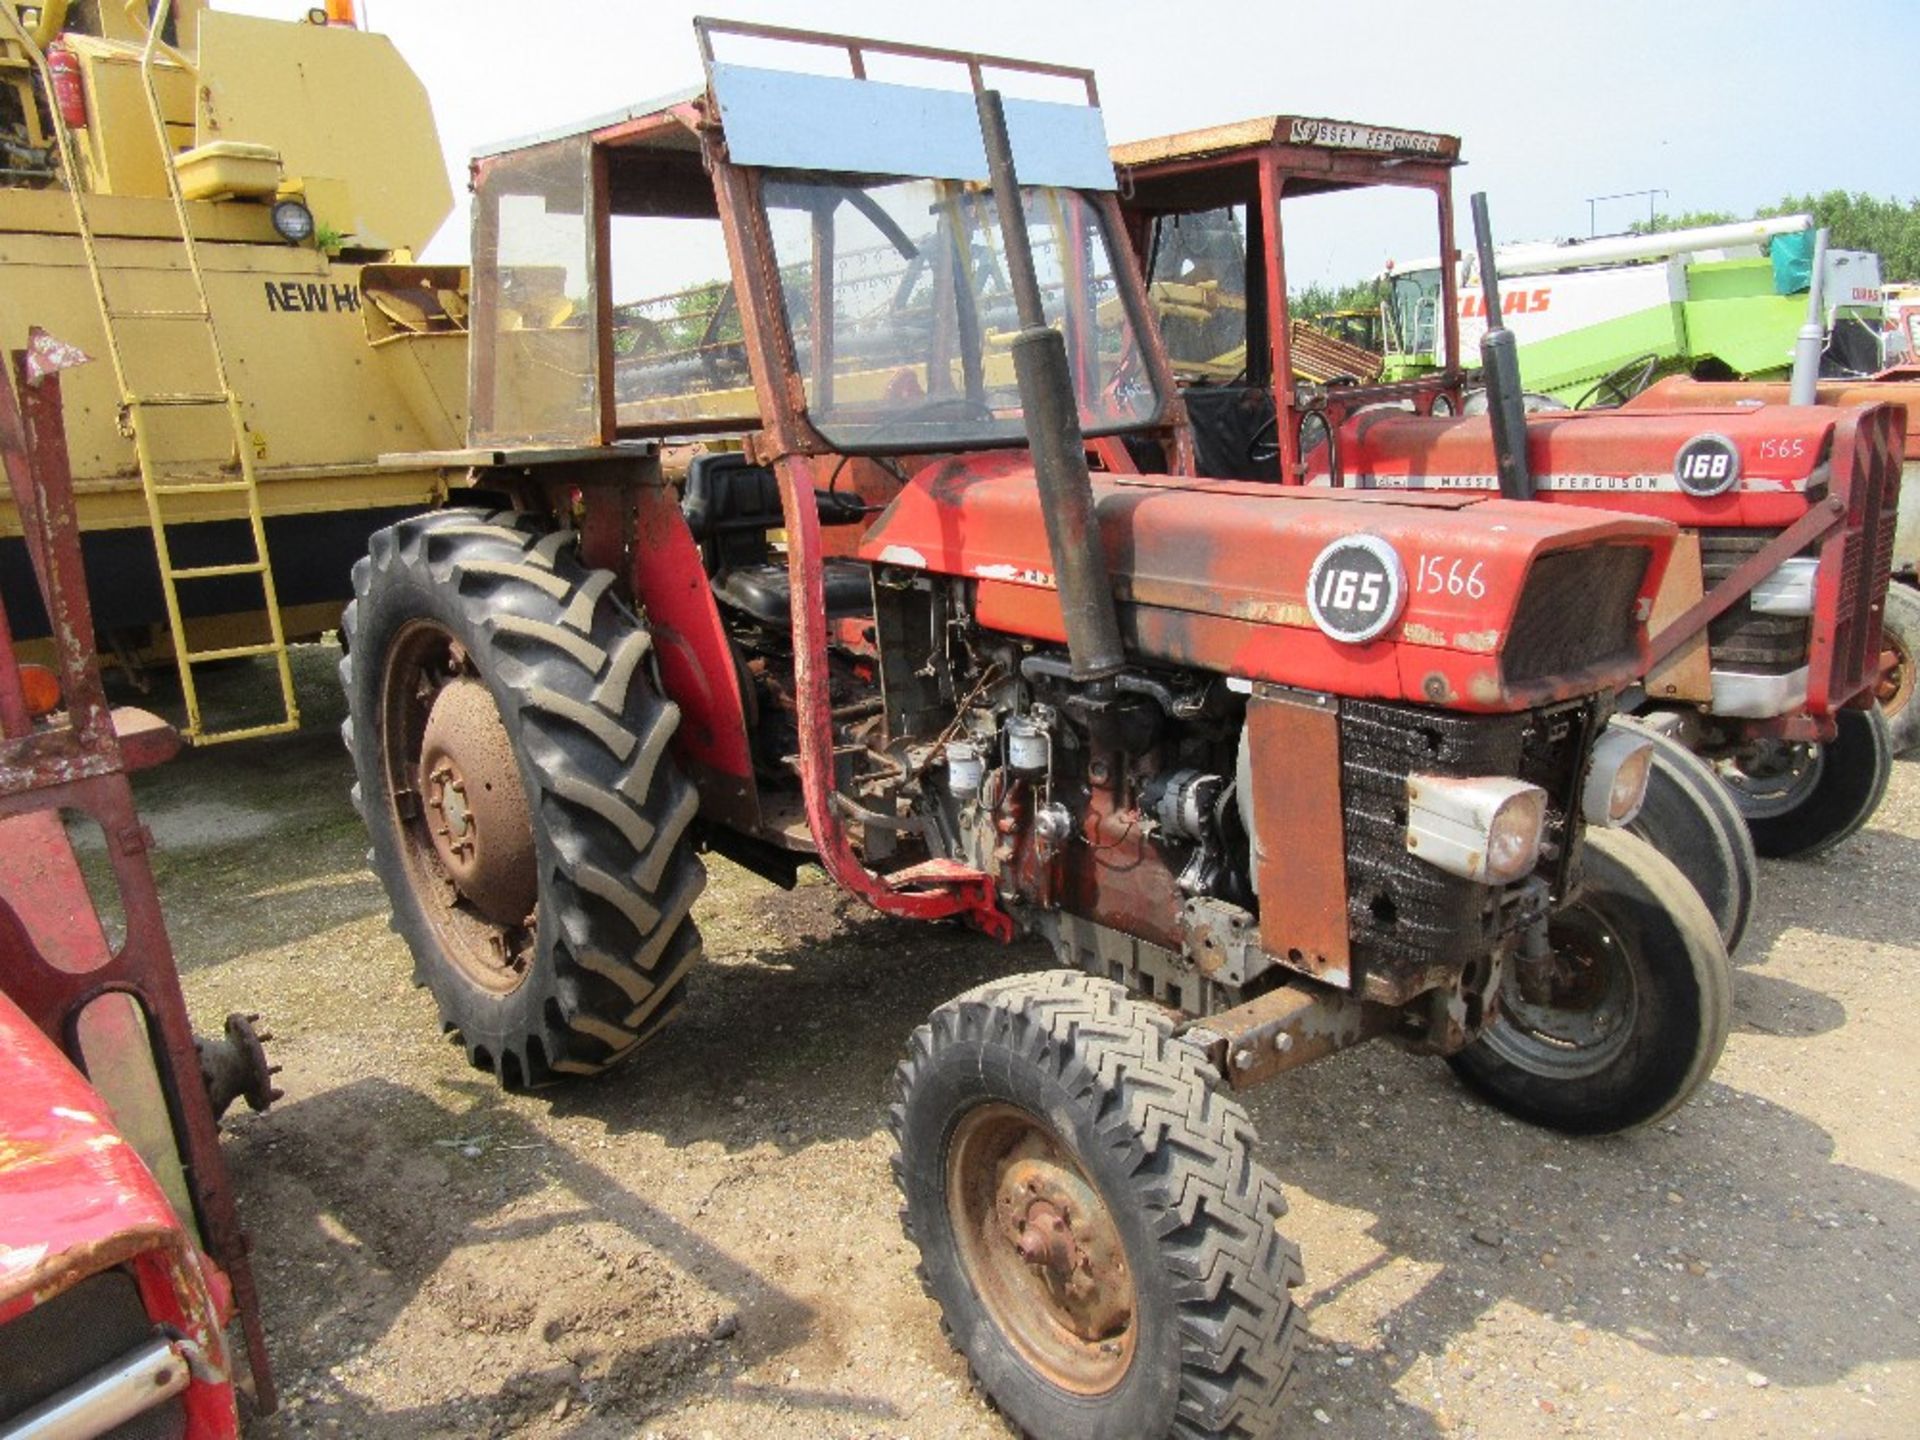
946;1103;1136;1396
380;619;537;995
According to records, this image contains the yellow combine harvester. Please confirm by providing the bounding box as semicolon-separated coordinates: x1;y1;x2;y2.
0;0;465;740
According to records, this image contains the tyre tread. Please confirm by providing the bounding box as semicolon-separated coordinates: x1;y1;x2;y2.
340;507;706;1087
892;971;1300;1439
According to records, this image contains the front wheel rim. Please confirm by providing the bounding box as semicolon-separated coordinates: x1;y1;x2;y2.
1717;740;1825;821
945;1103;1137;1397
1483;907;1640;1079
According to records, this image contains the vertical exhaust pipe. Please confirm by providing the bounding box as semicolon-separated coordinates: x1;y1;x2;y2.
1788;226;1829;405
1469;192;1534;502
975;89;1125;682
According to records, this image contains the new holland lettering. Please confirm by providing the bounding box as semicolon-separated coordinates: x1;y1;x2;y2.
264;280;363;314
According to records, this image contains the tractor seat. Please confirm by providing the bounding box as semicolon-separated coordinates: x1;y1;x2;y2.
714;561;874;629
681;451;872;626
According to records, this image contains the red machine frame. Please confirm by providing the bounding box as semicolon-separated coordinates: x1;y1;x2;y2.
0;335;274;1415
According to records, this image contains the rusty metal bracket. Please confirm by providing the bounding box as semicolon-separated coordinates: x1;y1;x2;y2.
1646;495;1846;669
1179;983;1389;1091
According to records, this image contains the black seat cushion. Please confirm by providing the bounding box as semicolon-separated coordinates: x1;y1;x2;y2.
714;560;872;627
682;452;782;544
1185;383;1280;481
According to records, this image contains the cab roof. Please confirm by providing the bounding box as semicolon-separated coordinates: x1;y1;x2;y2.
1113;114;1462;170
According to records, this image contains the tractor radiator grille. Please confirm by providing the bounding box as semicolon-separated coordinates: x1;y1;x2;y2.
1700;530;1811;675
1339;697;1595;1004
1700;407;1903;709
1821;406;1903;710
1502;545;1649;689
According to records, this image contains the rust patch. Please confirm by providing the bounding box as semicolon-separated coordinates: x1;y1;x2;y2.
1245;686;1350;979
1466;670;1506;705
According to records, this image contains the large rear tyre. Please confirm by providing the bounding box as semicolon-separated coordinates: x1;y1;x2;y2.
1720;705;1893;859
341;509;706;1088
1877;583;1919;756
1448;829;1731;1136
1616;718;1758;955
892;972;1300;1440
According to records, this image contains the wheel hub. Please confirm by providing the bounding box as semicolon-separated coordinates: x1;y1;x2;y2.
947;1104;1137;1395
996;1156;1131;1342
1879;633;1914;716
418;678;536;928
1489;911;1637;1078
1718;738;1824;821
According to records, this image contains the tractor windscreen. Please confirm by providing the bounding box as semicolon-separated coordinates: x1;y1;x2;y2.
760;175;1161;452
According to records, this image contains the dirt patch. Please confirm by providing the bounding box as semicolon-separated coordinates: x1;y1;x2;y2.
137;649;1920;1439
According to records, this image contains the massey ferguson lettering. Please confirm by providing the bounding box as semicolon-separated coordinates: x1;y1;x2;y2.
1287;118;1443;155
264;280;362;314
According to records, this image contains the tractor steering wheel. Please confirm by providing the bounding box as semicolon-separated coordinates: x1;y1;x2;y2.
1574;353;1661;410
1249;406;1338;482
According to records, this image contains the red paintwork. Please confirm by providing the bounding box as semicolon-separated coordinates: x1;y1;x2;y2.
1325;406;1848;522
861;451;1672;713
1;356;274;1410
1323;402;1906;716
622;485;756;786
1626;376;1920;461
0;989;239;1436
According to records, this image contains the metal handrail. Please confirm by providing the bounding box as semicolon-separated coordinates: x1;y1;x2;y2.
692;15;1099;105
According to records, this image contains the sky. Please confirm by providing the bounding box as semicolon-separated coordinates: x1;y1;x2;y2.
222;0;1919;288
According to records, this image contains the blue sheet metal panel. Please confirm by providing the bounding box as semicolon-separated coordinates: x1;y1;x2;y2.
708;63;1115;191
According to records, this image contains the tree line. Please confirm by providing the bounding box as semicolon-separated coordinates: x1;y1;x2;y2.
1634;192;1920;280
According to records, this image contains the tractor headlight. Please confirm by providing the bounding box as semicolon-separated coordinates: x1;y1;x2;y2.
1583;726;1655;826
1405;774;1548;884
271;198;315;244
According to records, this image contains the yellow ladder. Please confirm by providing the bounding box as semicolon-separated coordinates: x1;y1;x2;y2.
1;3;298;743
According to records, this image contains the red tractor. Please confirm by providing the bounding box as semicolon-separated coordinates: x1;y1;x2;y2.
0;334;275;1432
1113;117;1905;901
344;23;1727;1437
1622;374;1920;756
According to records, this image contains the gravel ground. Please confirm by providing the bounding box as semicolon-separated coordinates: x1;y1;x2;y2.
129;647;1919;1438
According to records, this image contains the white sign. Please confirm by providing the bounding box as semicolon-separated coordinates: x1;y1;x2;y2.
1287;119;1445;155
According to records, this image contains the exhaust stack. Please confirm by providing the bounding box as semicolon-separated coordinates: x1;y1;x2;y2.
1469;192;1535;503
975;89;1125;683
1788;226;1830;405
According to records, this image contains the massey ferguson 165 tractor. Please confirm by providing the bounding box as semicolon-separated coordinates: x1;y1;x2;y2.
343;24;1728;1437
1114;117;1904;898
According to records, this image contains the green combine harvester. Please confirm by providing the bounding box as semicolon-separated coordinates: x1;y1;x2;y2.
1383;215;1895;407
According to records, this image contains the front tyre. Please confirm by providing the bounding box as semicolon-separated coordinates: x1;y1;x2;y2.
1449;829;1731;1136
1617;717;1758;955
892;973;1300;1440
1721;705;1893;859
341;509;707;1089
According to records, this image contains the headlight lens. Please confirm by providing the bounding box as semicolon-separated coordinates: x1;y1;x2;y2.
1486;788;1548;880
1406;774;1548;884
1584;725;1655;825
271;197;315;244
